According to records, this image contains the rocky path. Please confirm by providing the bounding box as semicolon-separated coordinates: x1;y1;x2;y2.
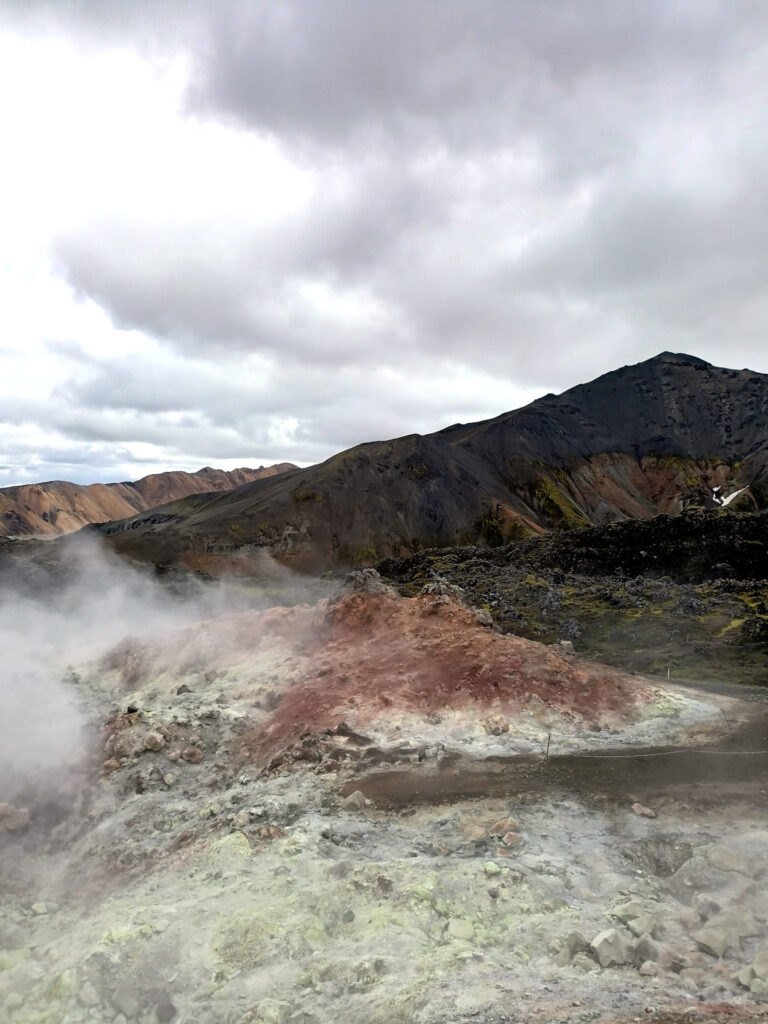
342;706;768;810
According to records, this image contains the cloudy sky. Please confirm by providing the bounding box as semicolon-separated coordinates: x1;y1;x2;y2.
1;1;767;486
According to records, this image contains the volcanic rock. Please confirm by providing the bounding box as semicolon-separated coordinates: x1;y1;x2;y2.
590;928;627;967
638;960;660;977
143;731;165;752
631;802;656;818
752;947;768;981
692;927;732;957
705;845;750;873
632;934;660;964
341;790;369;811
483;715;509;735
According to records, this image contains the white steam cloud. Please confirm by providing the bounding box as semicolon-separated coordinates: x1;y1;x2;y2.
0;536;280;789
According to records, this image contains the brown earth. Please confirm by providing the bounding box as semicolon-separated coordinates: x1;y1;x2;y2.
94;580;671;776
242;587;656;767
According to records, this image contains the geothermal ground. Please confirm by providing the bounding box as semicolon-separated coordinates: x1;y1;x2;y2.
1;571;767;1024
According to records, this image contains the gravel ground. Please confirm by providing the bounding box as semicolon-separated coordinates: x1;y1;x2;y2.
1;584;767;1024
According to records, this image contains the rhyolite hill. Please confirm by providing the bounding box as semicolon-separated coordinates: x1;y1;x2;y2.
0;464;297;538
94;352;768;570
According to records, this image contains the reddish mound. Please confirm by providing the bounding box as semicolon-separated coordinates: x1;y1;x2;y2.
241;589;654;766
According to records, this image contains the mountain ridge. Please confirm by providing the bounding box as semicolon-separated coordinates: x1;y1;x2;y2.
92;352;768;570
0;463;298;538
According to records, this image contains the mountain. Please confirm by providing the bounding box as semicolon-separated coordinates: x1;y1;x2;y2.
94;352;768;571
0;464;298;538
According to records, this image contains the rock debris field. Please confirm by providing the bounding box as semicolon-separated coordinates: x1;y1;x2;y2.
1;571;767;1024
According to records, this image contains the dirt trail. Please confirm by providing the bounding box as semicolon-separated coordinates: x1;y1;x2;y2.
343;706;768;809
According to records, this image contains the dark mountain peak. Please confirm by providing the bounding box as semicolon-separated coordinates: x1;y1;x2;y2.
93;354;768;571
564;351;713;395
650;351;711;367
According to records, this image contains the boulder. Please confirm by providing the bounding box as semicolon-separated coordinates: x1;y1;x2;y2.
501;832;522;847
563;931;590;957
631;803;656;818
692;894;721;921
639;960;660;977
735;965;755;989
704;845;749;874
633;934;660;964
614;901;646;924
672;855;719;890
591;928;627;968
341;790;369;811
664;953;692;974
677;907;701;929
707;908;759;940
483;716;509;736
143;731;165;752
572;952;595;972
489;817;520;837
556;930;590;964
627;915;657;938
473;608;494;627
680;967;707;990
752;947;768;981
346;568;396;596
692;927;731;958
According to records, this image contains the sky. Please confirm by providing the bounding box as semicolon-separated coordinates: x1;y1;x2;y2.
1;0;767;487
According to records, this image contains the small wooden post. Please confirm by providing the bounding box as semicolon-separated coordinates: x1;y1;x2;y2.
546;732;551;759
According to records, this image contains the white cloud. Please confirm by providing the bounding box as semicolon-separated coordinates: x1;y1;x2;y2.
1;2;767;486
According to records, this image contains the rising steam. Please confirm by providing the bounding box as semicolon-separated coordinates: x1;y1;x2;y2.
0;536;289;790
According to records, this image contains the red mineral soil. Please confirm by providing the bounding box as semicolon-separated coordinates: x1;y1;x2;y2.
237;584;661;768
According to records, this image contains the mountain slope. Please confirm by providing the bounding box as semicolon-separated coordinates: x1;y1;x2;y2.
0;464;297;538
95;353;768;570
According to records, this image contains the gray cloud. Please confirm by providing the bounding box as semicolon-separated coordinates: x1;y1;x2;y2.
2;1;768;485
190;1;746;149
1;343;519;484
